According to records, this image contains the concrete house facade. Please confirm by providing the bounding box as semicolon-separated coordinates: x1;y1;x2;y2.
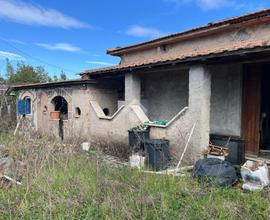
9;9;270;163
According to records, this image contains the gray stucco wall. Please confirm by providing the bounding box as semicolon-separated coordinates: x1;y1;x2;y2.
18;83;120;141
210;63;242;136
141;69;189;121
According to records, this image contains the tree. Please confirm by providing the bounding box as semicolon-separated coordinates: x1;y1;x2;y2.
59;70;67;81
52;71;68;82
53;75;58;81
6;61;52;84
5;59;14;80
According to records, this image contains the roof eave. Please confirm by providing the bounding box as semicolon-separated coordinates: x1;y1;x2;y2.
8;79;97;91
107;8;270;56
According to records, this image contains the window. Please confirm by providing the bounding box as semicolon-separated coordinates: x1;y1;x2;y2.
75;107;81;117
17;97;31;115
103;108;110;116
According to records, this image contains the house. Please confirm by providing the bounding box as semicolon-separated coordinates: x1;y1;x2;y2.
8;9;270;163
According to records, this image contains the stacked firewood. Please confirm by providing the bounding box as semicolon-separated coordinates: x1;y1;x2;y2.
206;144;229;157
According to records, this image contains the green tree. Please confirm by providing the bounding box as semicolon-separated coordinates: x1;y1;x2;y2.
59;70;67;81
5;59;14;80
53;75;58;81
6;61;52;84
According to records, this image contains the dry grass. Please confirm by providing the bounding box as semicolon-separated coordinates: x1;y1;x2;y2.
0;133;269;219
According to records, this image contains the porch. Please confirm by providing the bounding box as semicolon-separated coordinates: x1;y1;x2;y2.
89;55;270;163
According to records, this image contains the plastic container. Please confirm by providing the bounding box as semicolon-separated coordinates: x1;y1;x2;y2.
128;129;150;151
129;154;146;169
50;111;60;120
81;142;91;151
210;134;245;165
145;139;170;171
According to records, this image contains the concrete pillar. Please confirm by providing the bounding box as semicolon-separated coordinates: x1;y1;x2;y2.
125;73;141;104
189;65;211;159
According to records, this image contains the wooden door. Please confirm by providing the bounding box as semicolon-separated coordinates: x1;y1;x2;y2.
242;64;262;155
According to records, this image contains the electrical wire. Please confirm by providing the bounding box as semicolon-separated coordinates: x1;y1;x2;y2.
0;37;77;75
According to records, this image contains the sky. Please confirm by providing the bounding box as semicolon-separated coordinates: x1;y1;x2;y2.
0;0;270;79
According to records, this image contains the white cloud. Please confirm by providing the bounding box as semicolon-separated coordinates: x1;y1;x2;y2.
0;0;90;29
35;43;81;52
0;37;25;45
0;50;24;60
126;25;163;38
87;61;116;66
164;0;267;11
9;39;25;44
198;0;232;10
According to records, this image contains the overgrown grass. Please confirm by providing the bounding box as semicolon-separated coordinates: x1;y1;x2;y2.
0;133;270;219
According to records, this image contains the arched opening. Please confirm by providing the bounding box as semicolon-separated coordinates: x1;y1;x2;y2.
51;96;68;141
51;96;68;120
103;108;110;116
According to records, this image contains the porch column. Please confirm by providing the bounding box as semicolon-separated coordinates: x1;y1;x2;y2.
125;73;141;104
189;65;211;158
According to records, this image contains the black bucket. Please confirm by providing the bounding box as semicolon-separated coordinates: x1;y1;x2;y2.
145;139;170;171
128;129;150;151
210;134;245;165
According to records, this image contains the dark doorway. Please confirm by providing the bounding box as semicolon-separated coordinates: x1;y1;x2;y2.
51;96;68;140
260;65;270;150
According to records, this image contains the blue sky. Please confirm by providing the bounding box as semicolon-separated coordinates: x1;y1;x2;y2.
0;0;270;79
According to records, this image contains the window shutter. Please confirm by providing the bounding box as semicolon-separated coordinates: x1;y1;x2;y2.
17;100;27;115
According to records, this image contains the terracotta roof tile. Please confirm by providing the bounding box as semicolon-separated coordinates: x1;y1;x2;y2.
80;39;270;76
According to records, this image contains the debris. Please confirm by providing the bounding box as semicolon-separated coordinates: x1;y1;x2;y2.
140;165;193;176
0;174;22;185
241;160;270;191
13;115;23;136
207;154;225;160
129;153;145;169
130;124;148;131
81;142;91;151
144;120;168;126
0;156;15;177
207;144;229;157
193;158;237;187
176;123;196;170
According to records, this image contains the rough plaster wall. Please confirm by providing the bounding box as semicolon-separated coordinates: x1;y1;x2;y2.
141;69;188;121
150;65;211;165
90;85;118;115
18;84;119;141
120;23;270;65
89;105;142;145
18;90;38;135
210;64;242;136
125;73;141;104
